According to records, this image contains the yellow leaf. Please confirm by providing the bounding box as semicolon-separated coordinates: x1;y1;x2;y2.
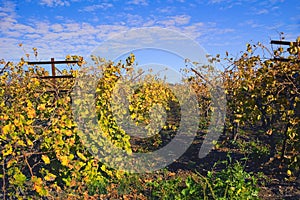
131;113;137;120
7;159;17;168
25;126;34;134
27;108;36;119
65;119;73;128
100;164;106;172
2;124;11;134
233;119;240;123
1;114;9;120
128;104;134;111
266;129;273;135
37;104;46;111
287;169;292;176
64;129;73;136
33;177;48;196
44;173;56;181
2;146;13;156
26;138;33;146
14;119;21;127
235;114;243;118
42;155;50;164
60;155;69;166
287;110;294;116
17;140;26;147
257;115;261;121
76;151;87;162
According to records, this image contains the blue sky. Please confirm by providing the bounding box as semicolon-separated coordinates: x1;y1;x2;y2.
0;0;299;65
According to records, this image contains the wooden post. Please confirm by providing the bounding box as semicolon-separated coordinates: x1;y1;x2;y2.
51;58;56;86
51;58;56;76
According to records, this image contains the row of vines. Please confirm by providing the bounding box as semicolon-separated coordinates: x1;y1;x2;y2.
0;37;299;199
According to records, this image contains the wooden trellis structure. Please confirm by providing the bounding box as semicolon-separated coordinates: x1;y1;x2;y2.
27;58;77;79
27;58;78;93
270;40;300;62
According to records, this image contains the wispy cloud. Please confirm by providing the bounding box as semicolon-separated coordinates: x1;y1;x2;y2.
0;0;240;61
127;0;149;6
166;0;186;2
207;0;244;10
208;0;257;4
80;3;114;12
239;20;265;29
258;0;285;8
0;9;234;61
0;1;18;36
157;15;191;26
0;1;16;13
0;7;131;61
255;9;269;15
123;14;145;26
0;0;298;62
39;0;71;7
156;6;177;14
208;0;229;3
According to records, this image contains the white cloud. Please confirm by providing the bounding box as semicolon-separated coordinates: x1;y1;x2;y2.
258;0;285;9
268;0;284;3
181;22;234;40
39;0;70;7
0;1;17;22
0;11;131;61
127;0;149;6
0;1;16;13
0;2;233;62
143;20;156;26
208;0;228;3
240;20;265;28
156;6;176;14
166;0;186;2
81;3;114;12
50;24;64;32
208;0;257;4
0;9;238;62
256;9;269;15
208;0;258;9
25;34;41;39
157;15;191;26
0;1;18;37
124;14;145;26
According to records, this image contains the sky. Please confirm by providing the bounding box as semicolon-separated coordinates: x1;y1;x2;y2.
0;0;299;68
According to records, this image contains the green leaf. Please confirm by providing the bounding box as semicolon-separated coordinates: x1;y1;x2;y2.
13;171;27;186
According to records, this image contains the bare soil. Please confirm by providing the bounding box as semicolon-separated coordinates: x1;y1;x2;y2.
165;130;300;200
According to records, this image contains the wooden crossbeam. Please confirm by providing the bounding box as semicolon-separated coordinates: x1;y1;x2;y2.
270;40;299;46
27;60;78;65
26;58;77;80
35;89;72;93
271;58;300;63
38;75;74;79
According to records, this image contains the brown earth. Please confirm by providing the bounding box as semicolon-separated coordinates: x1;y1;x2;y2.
165;130;300;200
